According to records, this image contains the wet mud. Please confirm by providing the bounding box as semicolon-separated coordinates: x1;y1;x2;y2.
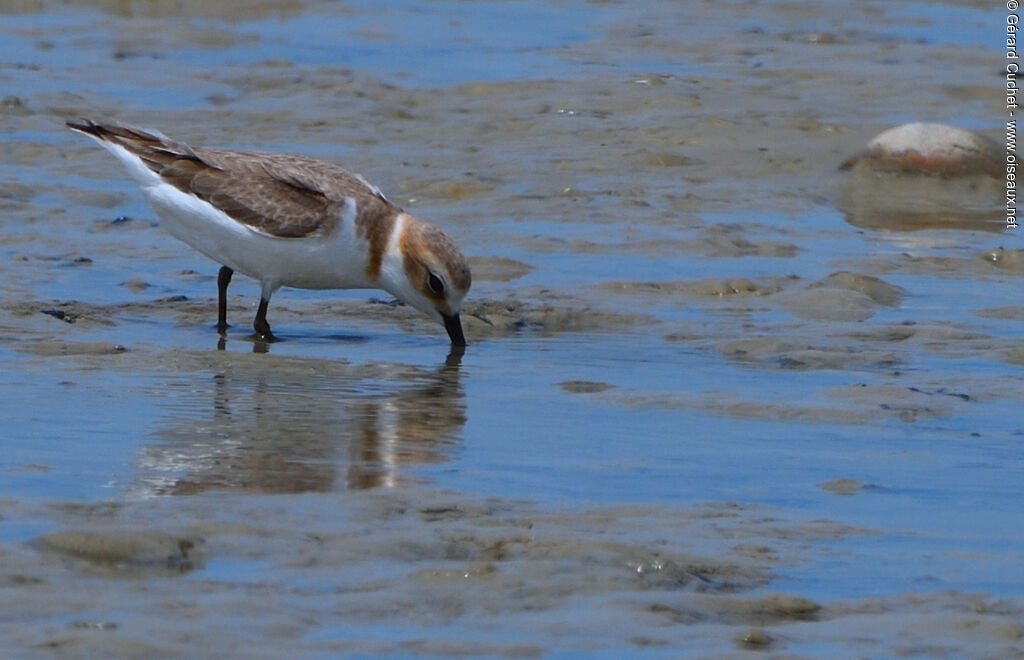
4;491;1023;658
1;0;1021;658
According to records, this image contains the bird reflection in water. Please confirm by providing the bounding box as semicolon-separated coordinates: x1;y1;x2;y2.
346;347;465;489
137;347;466;495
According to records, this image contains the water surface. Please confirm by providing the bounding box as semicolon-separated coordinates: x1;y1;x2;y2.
1;0;1020;658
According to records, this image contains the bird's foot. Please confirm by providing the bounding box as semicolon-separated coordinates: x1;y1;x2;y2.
252;322;276;342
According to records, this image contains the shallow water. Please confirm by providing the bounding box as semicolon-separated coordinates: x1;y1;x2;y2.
2;0;1022;658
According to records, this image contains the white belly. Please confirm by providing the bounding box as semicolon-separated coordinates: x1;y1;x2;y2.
142;182;372;294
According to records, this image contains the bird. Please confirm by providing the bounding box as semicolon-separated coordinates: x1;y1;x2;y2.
66;118;471;346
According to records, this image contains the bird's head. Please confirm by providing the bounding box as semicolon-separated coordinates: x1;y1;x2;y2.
382;214;471;345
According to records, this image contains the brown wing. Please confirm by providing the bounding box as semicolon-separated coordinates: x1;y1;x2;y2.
68;119;395;239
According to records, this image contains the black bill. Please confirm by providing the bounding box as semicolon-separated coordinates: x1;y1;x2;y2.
442;313;466;347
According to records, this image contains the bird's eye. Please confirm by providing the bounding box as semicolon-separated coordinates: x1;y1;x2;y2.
427;272;445;296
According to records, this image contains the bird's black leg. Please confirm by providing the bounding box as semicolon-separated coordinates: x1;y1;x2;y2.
216;266;233;334
253;296;275;341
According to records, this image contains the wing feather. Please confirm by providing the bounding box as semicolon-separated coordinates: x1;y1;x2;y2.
68;119;395;239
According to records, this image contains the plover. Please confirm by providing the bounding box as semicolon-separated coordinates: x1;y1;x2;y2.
67;118;471;345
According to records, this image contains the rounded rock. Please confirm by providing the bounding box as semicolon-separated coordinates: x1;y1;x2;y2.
841;122;1001;178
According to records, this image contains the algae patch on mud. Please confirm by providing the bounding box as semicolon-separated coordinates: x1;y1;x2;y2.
35;530;203;572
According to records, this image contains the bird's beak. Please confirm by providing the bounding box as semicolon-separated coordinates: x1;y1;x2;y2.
442;313;466;346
